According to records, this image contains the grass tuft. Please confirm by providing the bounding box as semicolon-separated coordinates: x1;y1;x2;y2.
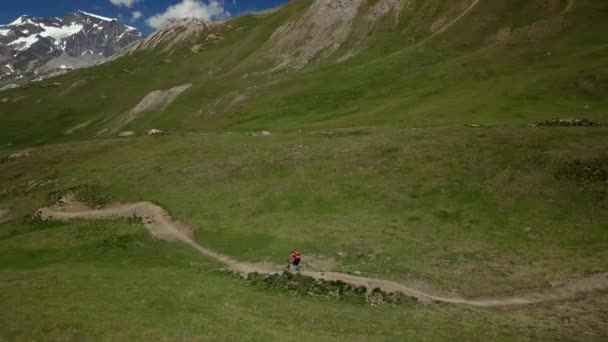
48;185;111;208
247;271;418;305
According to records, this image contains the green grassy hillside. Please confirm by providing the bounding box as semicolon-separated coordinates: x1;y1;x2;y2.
1;0;606;146
1;127;608;339
3;219;606;340
2;127;608;295
1;0;608;340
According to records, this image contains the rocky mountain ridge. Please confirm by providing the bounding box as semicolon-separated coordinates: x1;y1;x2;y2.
0;11;143;88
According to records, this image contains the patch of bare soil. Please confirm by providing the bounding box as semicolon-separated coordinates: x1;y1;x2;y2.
116;84;191;130
60;79;89;96
36;200;608;308
494;27;512;42
65;120;92;135
1;152;30;164
420;0;480;44
366;0;407;22
266;0;363;70
0;208;9;224
229;94;249;108
430;17;448;33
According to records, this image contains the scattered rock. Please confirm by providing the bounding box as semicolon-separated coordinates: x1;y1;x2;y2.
466;124;481;128
366;0;406;23
118;131;135;137
8;152;29;160
191;44;202;53
146;129;165;136
261;131;272;136
1;152;30;164
267;0;364;70
532;118;606;127
41;82;64;87
561;316;577;325
206;33;223;41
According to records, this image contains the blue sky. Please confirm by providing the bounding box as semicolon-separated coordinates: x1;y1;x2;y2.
0;0;291;35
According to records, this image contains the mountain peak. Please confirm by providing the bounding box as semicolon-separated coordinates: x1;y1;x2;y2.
7;15;33;26
0;11;143;87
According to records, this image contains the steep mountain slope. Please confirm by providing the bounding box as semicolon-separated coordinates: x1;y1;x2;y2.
0;11;142;88
0;0;606;145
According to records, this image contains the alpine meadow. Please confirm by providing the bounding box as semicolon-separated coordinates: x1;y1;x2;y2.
1;0;608;340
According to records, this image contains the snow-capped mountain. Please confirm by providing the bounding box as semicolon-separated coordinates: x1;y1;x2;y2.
0;11;143;87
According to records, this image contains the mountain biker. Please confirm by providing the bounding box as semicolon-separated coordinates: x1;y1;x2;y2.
288;250;302;272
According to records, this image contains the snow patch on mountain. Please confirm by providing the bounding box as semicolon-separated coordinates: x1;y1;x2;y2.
40;23;84;40
8;35;37;51
0;11;143;88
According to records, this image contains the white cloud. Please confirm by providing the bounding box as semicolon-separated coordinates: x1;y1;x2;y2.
131;11;143;22
146;0;229;29
110;0;142;8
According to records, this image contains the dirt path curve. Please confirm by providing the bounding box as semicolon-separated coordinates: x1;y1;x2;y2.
37;201;608;308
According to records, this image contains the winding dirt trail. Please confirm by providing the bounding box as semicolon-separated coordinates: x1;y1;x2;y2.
37;201;608;308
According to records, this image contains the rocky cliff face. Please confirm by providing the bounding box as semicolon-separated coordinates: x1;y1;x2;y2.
0;11;143;88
